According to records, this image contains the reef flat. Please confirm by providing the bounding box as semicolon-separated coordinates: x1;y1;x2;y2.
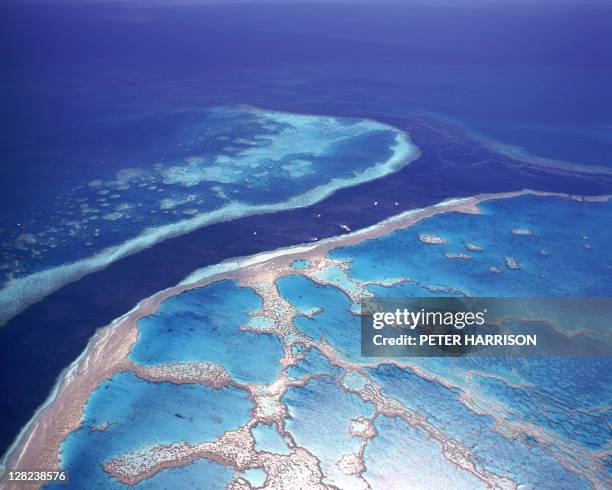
3;190;610;489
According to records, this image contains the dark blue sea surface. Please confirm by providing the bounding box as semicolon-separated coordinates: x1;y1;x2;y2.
1;0;612;459
0;106;408;287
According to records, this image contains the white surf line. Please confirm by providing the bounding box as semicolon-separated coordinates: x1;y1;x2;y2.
1;188;610;480
0;132;419;327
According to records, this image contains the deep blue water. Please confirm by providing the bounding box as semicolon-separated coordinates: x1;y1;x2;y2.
0;106;406;285
1;0;612;459
2;1;612;215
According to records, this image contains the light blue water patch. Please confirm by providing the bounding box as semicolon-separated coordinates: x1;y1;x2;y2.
313;264;362;297
514;358;612;410
378;355;612;462
475;358;612;450
246;315;276;332
331;196;612;297
369;364;590;488
283;376;375;488
341;370;369;391
363;416;486;489
285;347;343;381
369;364;492;444
195;107;404;206
241;468;267;487
367;280;464;298
130;280;283;384
276;275;361;359
327;195;612;468
276;274;327;315
291;259;310;269
399;356;611;408
50;371;251;489
291;343;307;356
252;423;292;455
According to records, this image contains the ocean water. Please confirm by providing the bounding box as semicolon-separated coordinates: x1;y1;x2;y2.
128;458;233;490
0;106;408;281
129;280;284;385
22;194;611;489
475;361;611;450
285;347;343;381
277;275;362;359
0;105;413;326
331;195;612;297
241;468;267;487
48;371;251;489
10;110;608;460
279;194;610;487
364;416;486;489
369;365;591;488
251;423;292;455
283;376;375;488
2;0;612;472
2;1;612;325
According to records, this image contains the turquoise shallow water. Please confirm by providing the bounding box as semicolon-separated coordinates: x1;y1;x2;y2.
49;372;251;488
364;415;486;489
331;196;612;297
129;279;284;384
251;423;291;455
241;468;267;487
285;347;342;381
278;195;611;487
277;275;362;360
283;376;375;488
368;364;591;489
44;194;611;488
130;458;233;490
5;2;612;486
